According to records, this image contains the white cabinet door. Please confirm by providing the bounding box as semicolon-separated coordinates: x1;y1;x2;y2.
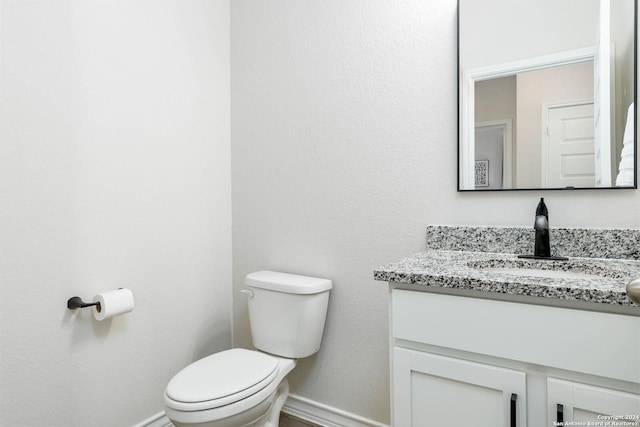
393;348;527;427
548;378;640;426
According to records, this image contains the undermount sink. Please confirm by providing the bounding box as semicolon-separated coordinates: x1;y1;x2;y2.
480;267;604;280
467;257;629;281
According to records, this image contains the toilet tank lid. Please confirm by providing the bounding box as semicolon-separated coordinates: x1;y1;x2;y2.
245;271;332;294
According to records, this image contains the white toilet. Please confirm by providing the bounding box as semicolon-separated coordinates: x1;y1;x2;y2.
164;271;332;427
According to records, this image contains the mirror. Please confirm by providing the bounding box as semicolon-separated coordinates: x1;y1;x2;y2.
458;0;637;191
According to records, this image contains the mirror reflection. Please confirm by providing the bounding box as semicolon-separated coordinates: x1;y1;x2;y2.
458;0;637;191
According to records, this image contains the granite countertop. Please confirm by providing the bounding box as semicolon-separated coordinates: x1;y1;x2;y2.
374;226;640;307
374;250;640;306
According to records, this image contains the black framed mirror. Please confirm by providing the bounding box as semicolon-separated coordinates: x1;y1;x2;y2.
458;0;637;191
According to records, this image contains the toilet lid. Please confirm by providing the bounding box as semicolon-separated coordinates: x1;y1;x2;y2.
165;348;279;407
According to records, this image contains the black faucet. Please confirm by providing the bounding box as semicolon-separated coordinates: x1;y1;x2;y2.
534;198;551;257
518;198;567;261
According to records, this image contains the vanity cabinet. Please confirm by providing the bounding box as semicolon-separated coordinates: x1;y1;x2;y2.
390;288;640;426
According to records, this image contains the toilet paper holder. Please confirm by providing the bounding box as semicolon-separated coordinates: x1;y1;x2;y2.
67;296;101;311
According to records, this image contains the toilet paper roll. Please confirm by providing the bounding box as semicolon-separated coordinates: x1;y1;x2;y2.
92;288;135;321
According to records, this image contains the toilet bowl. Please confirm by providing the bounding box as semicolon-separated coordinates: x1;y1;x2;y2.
164;348;296;427
163;271;332;427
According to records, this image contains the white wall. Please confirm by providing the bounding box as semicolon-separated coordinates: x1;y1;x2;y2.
231;0;640;425
460;0;599;70
516;61;594;188
0;1;231;426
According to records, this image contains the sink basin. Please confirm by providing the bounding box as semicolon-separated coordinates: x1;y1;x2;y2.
480;267;603;280
467;257;629;281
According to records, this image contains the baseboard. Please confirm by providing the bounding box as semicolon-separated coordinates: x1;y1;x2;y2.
282;394;389;427
133;411;172;427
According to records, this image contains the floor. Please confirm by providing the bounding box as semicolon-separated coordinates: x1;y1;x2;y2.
279;412;321;427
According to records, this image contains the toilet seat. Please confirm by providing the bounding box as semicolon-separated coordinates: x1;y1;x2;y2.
165;348;279;412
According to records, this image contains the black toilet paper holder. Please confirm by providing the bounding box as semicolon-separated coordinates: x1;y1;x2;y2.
67;296;101;310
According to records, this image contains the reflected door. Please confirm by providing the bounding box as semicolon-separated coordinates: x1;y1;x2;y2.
544;103;596;188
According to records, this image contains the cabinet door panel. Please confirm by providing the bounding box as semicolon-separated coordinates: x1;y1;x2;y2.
411;370;504;425
393;348;526;427
548;378;640;425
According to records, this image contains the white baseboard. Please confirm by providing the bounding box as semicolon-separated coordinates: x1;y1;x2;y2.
282;394;389;427
133;411;172;427
135;395;389;427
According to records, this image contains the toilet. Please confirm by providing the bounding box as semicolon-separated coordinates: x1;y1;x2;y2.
164;271;332;427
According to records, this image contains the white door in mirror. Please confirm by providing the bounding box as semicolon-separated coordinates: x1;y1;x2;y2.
545;103;596;188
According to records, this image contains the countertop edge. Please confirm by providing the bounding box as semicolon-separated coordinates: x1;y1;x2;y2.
374;250;640;307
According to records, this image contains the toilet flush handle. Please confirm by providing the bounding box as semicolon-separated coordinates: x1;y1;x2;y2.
240;289;254;298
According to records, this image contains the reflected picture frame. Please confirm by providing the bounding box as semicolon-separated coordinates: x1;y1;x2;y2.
475;160;489;187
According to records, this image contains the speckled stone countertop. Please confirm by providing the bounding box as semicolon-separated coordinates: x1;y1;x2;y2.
374;226;640;306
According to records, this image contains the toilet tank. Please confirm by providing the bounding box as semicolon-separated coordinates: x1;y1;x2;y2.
244;271;332;358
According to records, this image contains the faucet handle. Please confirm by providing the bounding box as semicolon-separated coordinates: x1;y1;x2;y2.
626;278;640;304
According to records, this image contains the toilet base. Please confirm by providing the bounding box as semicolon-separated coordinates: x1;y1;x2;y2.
263;378;289;427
